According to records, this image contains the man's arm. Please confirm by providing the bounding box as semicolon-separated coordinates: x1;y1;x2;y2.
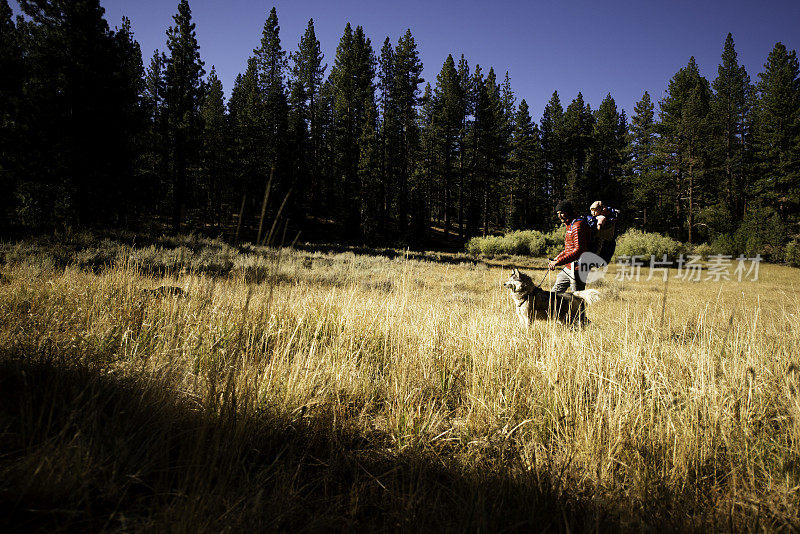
553;220;589;266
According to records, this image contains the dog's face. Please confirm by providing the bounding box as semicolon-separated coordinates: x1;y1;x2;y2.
503;268;535;294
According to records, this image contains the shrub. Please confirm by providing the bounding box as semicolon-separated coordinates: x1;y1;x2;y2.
509;230;548;256
733;206;785;260
465;230;549;258
192;247;235;275
704;208;785;260
479;236;505;258
500;232;521;256
544;226;566;248
697;202;733;242
465;237;484;257
614;229;685;260
73;246;119;270
710;234;736;256
545;243;562;260
785;239;800;267
544;226;566;259
692;243;712;260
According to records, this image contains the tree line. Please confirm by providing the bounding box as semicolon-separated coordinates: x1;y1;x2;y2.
2;0;799;251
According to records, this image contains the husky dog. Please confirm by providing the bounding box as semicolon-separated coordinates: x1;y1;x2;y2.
503;268;600;327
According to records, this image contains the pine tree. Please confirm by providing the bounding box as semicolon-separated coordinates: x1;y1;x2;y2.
249;8;291;242
563;92;594;208
752;42;800;217
359;87;382;241
456;55;471;237
498;72;516;229
287;75;306;222
432;54;463;236
228;57;266;237
112;17;146;225
393;29;424;240
509;99;544;229
541;91;566;214
0;0;19;120
624;91;662;229
0;0;23;224
142;50;167;215
588;93;626;207
200;67;227;227
658;57;712;242
710;33;752;223
16;0;146;226
329;23;376;239
164;0;205;232
315;78;336;217
254;7;288;181
464;64;485;237
377;37;397;231
289;18;326;217
415;82;438;240
467;66;508;236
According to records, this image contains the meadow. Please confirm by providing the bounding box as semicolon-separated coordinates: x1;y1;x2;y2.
1;234;798;532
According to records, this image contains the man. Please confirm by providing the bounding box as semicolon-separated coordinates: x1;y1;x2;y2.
548;200;590;293
589;200;619;263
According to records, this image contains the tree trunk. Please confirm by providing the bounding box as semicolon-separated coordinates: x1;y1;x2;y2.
688;162;694;244
444;142;451;237
483;185;489;237
172;136;186;234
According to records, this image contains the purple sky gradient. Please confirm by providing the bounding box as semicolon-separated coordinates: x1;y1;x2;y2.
11;0;800;121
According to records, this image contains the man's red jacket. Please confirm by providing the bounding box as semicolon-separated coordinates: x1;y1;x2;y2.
553;217;591;269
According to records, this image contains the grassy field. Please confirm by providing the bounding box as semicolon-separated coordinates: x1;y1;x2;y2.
1;235;799;532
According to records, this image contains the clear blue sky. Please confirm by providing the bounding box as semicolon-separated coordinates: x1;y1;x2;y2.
12;0;800;121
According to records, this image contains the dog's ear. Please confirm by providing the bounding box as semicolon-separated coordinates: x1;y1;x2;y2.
511;267;519;276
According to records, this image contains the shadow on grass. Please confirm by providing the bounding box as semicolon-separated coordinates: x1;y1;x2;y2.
0;350;756;533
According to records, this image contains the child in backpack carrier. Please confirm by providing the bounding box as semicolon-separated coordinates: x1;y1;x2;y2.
588;201;619;263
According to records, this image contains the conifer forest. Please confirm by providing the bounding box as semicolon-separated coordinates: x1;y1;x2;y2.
2;0;799;252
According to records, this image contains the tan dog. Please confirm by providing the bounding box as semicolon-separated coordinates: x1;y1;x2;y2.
503;268;600;327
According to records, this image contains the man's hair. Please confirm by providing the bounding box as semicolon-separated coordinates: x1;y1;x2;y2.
555;200;574;213
590;200;603;210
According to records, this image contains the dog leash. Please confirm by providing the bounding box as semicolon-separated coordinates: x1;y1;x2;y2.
548;258;576;281
535;267;550;287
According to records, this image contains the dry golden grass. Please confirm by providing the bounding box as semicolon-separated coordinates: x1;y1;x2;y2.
1;241;799;531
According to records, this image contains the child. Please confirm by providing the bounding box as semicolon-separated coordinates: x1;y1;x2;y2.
589;201;619;262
